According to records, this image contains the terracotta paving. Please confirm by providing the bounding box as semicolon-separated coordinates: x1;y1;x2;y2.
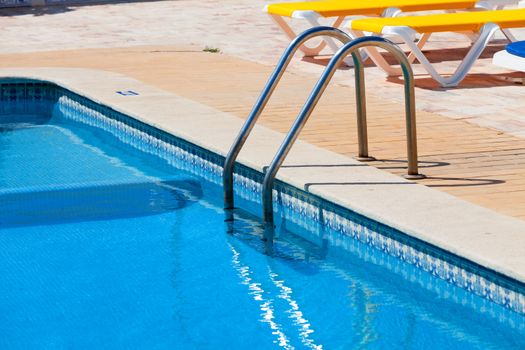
1;46;524;220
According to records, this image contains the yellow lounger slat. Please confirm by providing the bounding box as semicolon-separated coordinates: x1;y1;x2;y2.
267;0;477;17
350;8;525;33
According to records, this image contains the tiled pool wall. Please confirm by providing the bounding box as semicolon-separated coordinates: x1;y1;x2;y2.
2;79;524;322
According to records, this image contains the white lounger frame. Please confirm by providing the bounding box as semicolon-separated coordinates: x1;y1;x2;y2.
349;21;519;87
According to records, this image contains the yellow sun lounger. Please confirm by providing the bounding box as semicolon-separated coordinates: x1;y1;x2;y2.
348;8;525;86
265;0;517;56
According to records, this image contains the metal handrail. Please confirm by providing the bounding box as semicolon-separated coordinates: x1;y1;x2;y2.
223;26;353;210
262;36;425;225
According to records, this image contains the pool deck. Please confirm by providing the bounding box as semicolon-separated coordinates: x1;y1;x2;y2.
1;1;525;282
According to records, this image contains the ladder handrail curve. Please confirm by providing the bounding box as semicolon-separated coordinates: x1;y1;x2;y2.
223;26;352;210
262;36;423;225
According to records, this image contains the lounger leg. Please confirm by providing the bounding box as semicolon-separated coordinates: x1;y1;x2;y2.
393;24;500;87
407;33;432;64
493;3;517;43
306;15;366;66
445;23;501;86
269;14;348;57
305;15;347;54
493;4;517;42
305;8;402;54
351;29;403;76
270;14;326;56
501;29;517;43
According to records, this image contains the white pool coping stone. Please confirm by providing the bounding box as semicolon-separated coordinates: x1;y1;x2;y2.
3;67;525;284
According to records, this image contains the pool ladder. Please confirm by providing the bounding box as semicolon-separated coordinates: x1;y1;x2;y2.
223;27;424;227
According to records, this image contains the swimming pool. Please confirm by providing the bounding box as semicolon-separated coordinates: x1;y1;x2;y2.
0;80;524;349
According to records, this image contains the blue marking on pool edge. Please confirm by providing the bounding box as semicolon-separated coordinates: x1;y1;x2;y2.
116;90;139;96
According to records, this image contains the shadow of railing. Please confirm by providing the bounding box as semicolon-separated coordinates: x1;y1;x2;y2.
424;176;505;188
304;181;415;191
373;159;450;170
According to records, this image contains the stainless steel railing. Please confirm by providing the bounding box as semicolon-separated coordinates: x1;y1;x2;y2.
223;30;424;228
223;26;353;210
262;36;424;225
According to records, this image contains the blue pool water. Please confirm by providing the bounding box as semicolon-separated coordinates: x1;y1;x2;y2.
0;94;524;349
